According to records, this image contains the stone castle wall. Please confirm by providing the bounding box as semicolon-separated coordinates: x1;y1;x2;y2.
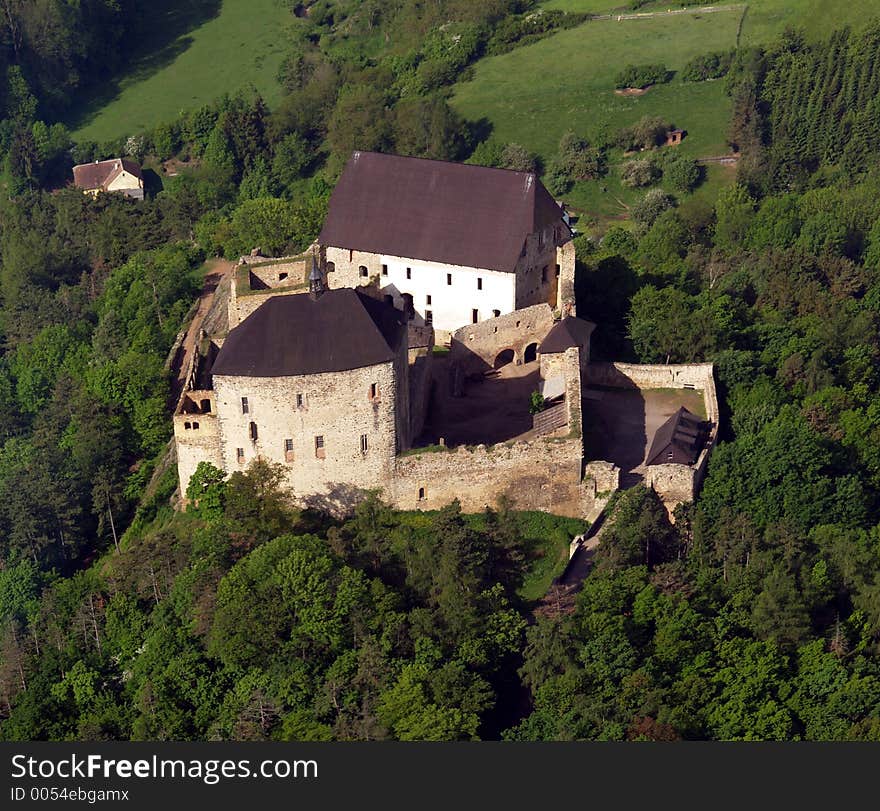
588;362;719;511
451;304;555;374
227;251;316;329
211;354;403;511
173;390;222;496
391;434;586;518
556;240;576;316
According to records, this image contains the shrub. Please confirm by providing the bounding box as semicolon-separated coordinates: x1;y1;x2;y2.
631;189;676;228
620;159;659;188
614;63;670;90
681;50;735;82
663;154;702;193
617;116;671;151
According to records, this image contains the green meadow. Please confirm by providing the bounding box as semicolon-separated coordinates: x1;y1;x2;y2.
452;0;880;220
70;0;293;143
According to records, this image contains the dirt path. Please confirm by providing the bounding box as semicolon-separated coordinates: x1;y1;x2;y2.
592;3;745;23
168;258;234;409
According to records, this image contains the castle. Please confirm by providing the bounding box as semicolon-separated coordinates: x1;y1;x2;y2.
174;152;717;519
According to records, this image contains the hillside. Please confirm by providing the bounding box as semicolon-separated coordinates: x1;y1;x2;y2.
451;0;880;221
69;0;294;143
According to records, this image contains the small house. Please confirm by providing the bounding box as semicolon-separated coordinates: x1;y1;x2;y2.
645;407;708;466
72;158;144;199
665;129;686;147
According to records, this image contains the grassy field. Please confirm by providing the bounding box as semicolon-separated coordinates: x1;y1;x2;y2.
69;0;294;143
453;12;743;160
453;0;880;223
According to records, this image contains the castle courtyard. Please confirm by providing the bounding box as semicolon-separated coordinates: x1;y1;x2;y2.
416;355;559;448
581;386;707;487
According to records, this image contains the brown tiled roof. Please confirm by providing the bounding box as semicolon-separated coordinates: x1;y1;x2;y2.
318;151;569;273
210;289;406;378
538;316;596;354
72;158;143;190
645;407;708;466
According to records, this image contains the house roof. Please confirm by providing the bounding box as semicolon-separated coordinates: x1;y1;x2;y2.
645;407;707;466
72;158;143;190
211;289;406;378
318;151;569;273
538;316;596;354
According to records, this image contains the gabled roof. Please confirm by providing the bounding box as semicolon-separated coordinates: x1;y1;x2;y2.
318;151;568;273
645;407;707;466
538;316;596;354
211;289;406;378
72;158;143;190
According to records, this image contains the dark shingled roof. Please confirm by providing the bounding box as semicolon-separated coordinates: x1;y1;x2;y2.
72;158;143;190
318;151;568;273
211;289;406;378
538;316;596;354
645;407;708;466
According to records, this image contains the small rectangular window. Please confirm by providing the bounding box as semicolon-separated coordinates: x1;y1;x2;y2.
285;438;294;462
249;421;258;441
359;265;368;278
370;383;379;399
477;277;483;290
493;309;501;318
360;434;368;454
296;393;304;408
555;264;561;278
192;421;199;430
406;267;412;280
236;447;245;464
418;486;426;501
241;397;249;414
425;310;433;325
426;294;432;305
382;264;388;276
541;266;548;283
472;309;479;324
446;273;452;286
315;435;325;458
278;272;288;281
667;451;674;461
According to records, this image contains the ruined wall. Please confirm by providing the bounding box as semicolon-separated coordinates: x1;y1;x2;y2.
408;353;432;442
540;344;585;443
173;398;222;496
513;223;563;312
227;252;316;329
588;362;715;402
587;362;720;510
392;435;587;518
244;257;310;289
555;240;576;316
450;304;555;375
643;464;696;508
228;285;310;331
582;460;620;522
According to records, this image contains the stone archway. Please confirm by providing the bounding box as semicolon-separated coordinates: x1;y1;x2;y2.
493;348;515;369
523;342;538;363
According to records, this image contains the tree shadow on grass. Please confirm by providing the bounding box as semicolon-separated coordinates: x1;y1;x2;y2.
65;0;223;136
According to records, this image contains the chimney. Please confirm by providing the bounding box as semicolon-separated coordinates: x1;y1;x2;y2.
308;256;325;300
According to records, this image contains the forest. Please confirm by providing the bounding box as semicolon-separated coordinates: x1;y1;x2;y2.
0;2;879;740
